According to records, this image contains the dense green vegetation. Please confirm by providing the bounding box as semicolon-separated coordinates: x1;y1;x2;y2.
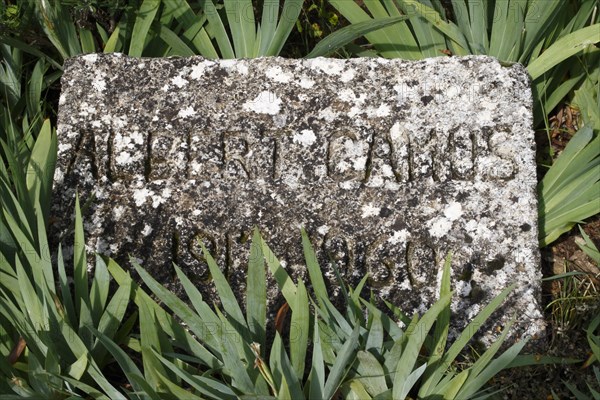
1;0;598;398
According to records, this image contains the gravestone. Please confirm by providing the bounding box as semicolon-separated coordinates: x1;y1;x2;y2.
53;53;544;341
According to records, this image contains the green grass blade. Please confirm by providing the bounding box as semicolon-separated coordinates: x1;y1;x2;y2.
392;292;452;398
0;37;63;70
129;0;161;57
92;279;131;362
161;0;216;57
308;314;325;399
73;194;89;316
214;307;256;393
258;0;278;55
291;279;309;379
270;332;303;398
108;258;221;369
139;297;171;389
301;229;328;306
521;0;565;63
489;0;524;61
469;0;490;53
396;0;471;55
57;245;76;325
397;362;427;400
34;198;54;295
540;126;594;197
89;255;110;324
260;235;297;303
25;60;44;121
362;299;404;341
306;16;409;58
328;0;407;59
132;260;223;353
365;310;384;356
247;228;266;350
578;225;600;263
79;28;97;53
419;253;452;395
354;350;388;395
15;257;46;331
199;0;235;58
154;23;197;56
91;327;157;399
265;0;303;56
457;336;529;398
103;25;121;53
364;0;421;58
26;119;56;223
428;284;516;390
200;242;250;342
223;0;256;57
323;324;361;399
528;24;600;80
35;0;82;59
153;349;238;400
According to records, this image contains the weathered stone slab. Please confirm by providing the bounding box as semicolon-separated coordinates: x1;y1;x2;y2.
53;54;544;340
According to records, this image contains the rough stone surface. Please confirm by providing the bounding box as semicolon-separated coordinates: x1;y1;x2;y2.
53;53;544;341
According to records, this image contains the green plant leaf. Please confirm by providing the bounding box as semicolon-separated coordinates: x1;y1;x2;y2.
90;326;157;399
153;349;237;400
308;313;325;400
393;292;452;398
306;16;408;58
577;225;600;263
66;352;88;380
354;350;388;396
200;241;251;342
73;194;90;317
265;0;303;56
199;0;235;58
290;278;309;380
89;254;110;324
457;335;529;398
129;0;161;57
323;324;361;399
539;126;600;246
528;24;600;80
260;235;297;303
247;228;267;350
270;332;303;399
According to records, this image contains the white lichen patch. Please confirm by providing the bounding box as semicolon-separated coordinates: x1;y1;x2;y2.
317;225;330;235
443;202;463;221
81;53;98;63
242;91;282;115
113;205;125;220
340;68;356;82
115;151;132;165
428;218;453;238
361;203;380;218
92;75;106;92
292;129;316;147
132;188;153;207
141;224;153;236
307;58;344;75
178;106;196;119
265;66;293;83
297;78;315;88
190;61;216;79
388;229;410;244
171;74;188;88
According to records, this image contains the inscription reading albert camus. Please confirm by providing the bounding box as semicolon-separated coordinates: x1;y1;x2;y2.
54;54;544;337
